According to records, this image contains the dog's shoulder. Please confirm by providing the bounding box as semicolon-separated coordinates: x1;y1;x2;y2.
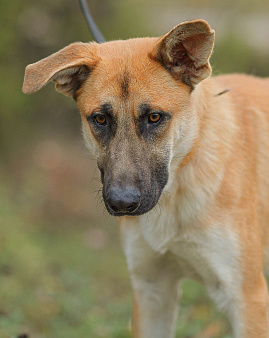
214;73;269;103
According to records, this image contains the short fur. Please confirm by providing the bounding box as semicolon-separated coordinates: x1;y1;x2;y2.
23;19;269;337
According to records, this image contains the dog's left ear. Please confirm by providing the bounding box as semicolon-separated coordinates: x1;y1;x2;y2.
151;19;215;88
23;42;99;98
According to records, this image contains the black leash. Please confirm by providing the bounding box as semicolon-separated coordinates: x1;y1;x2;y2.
79;0;106;43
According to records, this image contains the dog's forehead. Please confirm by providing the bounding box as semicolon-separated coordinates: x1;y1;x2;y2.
97;37;158;59
95;37;160;94
78;37;190;116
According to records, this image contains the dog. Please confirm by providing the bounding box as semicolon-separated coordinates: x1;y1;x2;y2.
23;19;269;337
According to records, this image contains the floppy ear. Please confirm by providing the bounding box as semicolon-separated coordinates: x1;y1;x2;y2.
151;19;215;88
23;42;99;98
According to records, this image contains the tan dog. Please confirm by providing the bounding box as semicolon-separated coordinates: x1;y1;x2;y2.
23;19;269;338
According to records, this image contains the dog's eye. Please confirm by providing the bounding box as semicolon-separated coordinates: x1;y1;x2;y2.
94;114;107;126
148;113;161;124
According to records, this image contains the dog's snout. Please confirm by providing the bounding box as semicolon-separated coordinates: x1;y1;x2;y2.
106;186;140;214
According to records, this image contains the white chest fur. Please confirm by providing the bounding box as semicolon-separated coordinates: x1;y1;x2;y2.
139;201;241;280
136;200;242;312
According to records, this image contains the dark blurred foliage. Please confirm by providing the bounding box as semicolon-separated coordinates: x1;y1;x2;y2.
0;0;269;337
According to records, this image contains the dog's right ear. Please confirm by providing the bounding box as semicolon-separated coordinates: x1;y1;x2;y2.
151;19;215;88
23;42;99;98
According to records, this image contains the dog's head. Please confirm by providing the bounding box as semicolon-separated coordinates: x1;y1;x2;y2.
23;19;214;216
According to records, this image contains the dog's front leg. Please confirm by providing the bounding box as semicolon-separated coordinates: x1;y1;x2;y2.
231;273;269;338
120;219;180;338
205;228;269;338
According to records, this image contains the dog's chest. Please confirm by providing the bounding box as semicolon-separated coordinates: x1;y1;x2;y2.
139;207;240;285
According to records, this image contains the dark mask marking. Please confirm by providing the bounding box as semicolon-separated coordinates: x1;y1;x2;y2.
120;71;130;99
100;102;113;115
87;102;116;145
137;103;172;138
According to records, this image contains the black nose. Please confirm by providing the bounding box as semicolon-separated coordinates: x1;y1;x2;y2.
106;186;140;214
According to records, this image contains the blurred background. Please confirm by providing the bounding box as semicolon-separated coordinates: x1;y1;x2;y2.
1;0;269;337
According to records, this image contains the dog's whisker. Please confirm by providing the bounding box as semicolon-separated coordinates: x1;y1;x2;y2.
92;188;102;194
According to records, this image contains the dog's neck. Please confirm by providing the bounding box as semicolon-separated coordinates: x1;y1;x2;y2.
160;77;235;226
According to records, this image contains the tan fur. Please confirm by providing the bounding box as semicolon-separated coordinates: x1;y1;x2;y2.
23;19;269;337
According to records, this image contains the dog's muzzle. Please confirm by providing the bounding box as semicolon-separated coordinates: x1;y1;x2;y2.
105;185;141;215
